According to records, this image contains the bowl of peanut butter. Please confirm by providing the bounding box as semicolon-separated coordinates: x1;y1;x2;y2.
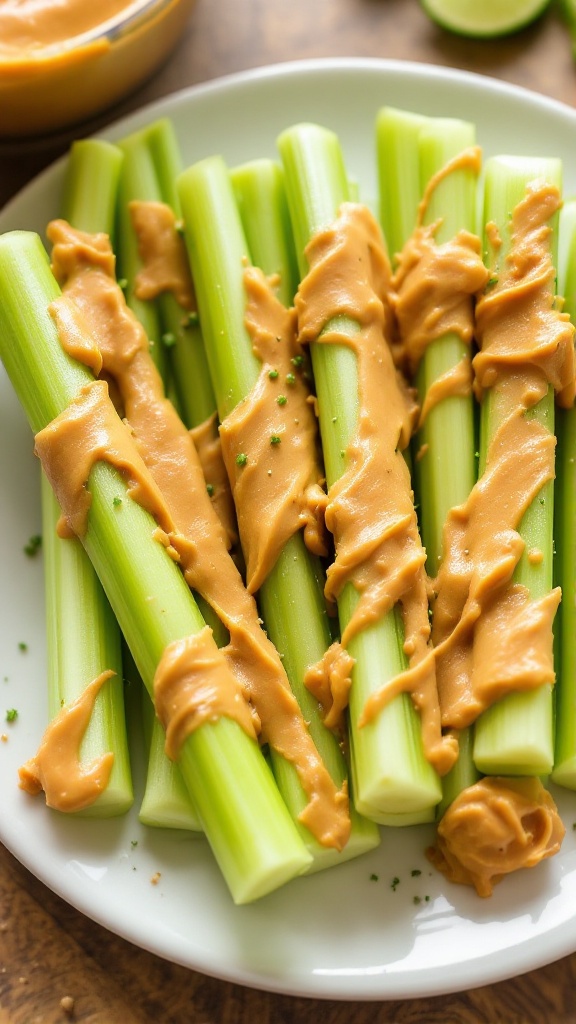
0;0;196;138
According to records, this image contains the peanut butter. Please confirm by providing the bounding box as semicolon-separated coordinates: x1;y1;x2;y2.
18;671;115;812
427;776;565;897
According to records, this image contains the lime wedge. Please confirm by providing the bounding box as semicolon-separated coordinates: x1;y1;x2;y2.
421;0;551;38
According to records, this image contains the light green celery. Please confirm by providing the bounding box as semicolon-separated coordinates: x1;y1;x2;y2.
278;122;441;824
376;109;481;811
229;156;380;863
551;199;576;787
0;230;312;902
41;473;132;816
64;135;200;831
231;159;300;307
473;156;561;775
139;689;202;830
44;138;133;817
118;121;215;428
177;154;380;866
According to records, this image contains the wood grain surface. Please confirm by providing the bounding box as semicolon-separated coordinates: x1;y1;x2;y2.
3;1;576;1021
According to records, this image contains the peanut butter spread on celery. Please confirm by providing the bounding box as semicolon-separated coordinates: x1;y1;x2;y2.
129;200;195;311
432;181;575;729
43;219;349;848
427;776;565;896
220;264;328;592
129;199;238;550
389;148;489;422
296;202;458;777
19;671;115;811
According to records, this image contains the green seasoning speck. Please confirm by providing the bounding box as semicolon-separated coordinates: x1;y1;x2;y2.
276;395;287;406
117;277;128;291
113;496;122;507
413;896;421;905
206;483;214;497
370;873;379;882
24;535;42;557
18;642;28;652
236;453;248;467
161;332;176;348
390;876;400;891
268;369;279;380
183;311;199;327
6;709;17;723
411;869;422;877
285;372;296;385
291;354;304;368
270;435;281;446
131;839;138;848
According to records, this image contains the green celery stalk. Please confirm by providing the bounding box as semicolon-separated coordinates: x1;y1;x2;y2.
0;229;312;902
177;154;380;866
551;198;576;788
277;122;441;824
64;135;207;829
472;156;561;775
376;108;481;813
117;121;216;428
41;138;133;817
229;156;380;865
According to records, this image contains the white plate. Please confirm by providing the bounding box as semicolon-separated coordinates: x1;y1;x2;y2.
2;57;576;1002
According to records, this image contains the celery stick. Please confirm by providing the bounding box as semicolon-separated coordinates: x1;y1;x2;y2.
118;121;216;428
472;156;561;775
230;156;380;863
278;122;441;823
231;159;300;307
376;109;481;811
0;230;312;902
42;473;133;816
178;154;380;865
42;138;133;817
64;135;208;828
551;198;576;787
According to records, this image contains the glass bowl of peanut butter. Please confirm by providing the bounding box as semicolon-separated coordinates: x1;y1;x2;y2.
0;0;196;139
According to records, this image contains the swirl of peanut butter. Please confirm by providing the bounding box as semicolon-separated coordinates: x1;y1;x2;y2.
432;182;575;729
47;220;350;849
18;672;115;812
296;203;457;777
427;776;565;897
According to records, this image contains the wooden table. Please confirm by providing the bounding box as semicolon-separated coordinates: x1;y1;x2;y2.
2;1;576;1020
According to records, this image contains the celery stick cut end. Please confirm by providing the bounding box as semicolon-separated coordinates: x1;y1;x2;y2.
550;762;576;790
138;804;203;831
366;806;437;827
62;788;133;819
301;816;381;875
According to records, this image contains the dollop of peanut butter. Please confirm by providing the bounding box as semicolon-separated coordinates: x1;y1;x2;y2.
18;672;115;812
296;202;457;777
427;776;565;897
44;220;350;848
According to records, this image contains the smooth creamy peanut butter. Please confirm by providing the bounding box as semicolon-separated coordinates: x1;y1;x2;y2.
432;182;575;728
129;200;195;311
46;220;350;848
427;776;565;897
220;265;328;592
154;626;257;760
128;200;238;550
296;202;457;777
19;671;115;812
189;412;238;551
0;0;147;56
